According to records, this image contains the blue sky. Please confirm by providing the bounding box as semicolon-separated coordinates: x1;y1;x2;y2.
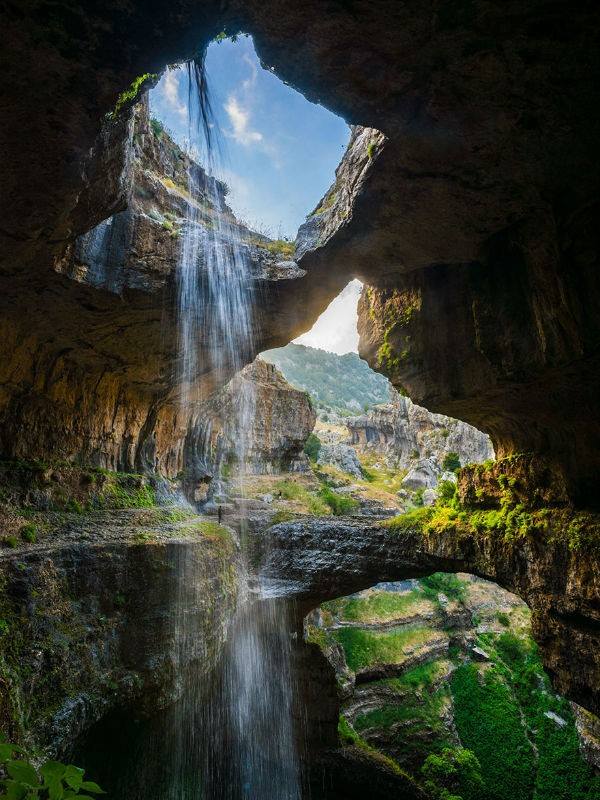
150;35;350;239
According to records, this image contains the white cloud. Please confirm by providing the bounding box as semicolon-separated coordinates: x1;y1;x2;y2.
224;96;263;146
161;70;187;119
294;280;362;355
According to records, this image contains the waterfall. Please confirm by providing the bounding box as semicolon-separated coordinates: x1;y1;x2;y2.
173;56;305;799
177;57;254;407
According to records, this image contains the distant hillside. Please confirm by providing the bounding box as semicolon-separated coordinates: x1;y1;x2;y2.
260;343;391;415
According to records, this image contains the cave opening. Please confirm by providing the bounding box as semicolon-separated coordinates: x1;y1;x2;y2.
2;5;600;800
301;572;599;800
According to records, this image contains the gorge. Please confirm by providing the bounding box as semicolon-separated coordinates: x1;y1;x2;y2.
1;3;600;799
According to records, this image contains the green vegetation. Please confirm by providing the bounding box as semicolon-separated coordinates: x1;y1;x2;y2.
332;625;434;673
337;715;411;779
420;573;466;604
311;191;337;216
303;432;322;462
0;736;104;798
263;238;295;258
382;465;600;553
367;141;376;160
269;478;330;515
332;589;424;623
318;485;358;515
20;524;37;544
442;452;461;472
268;510;297;526
421;747;484;800
110;73;157;118
2;536;18;548
261;343;391;416
150;117;164;137
451;632;600;800
496;611;510;627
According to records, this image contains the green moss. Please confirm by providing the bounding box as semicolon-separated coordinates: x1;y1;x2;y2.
110;73;157;118
337;715;410;778
2;536;18;549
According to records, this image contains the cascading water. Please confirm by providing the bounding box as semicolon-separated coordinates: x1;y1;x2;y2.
173;56;305;799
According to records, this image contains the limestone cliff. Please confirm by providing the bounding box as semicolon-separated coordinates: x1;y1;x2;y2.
0;503;239;757
184;358;316;499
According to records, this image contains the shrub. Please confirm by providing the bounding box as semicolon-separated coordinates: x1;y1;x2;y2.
2;536;18;548
421;573;466;604
0;736;104;798
319;485;358;515
496;612;511;627
422;747;484;800
303;433;322;462
437;480;457;503
442;452;461;472
150;117;164;137
20;524;37;543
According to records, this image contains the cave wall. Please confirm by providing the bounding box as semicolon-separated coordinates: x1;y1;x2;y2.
2;0;600;502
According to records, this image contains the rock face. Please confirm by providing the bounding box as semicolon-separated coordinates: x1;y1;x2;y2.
185;358;316;494
348;394;493;474
0;511;239;755
309;575;600;791
317;444;364;479
259;515;600;718
4;0;599;502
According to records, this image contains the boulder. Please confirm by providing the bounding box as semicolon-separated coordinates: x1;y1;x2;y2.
318;444;363;479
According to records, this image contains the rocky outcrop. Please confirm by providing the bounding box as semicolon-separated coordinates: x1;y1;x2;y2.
0;510;239;755
317;444;363;479
184;358;316;496
348;394;493;474
259;514;600;717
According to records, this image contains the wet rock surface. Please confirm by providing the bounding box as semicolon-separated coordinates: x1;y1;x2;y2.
0;507;239;756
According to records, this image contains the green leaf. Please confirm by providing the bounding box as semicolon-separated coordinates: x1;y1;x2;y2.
79;782;104;794
0;742;23;762
7;760;39;786
3;779;29;799
44;776;64;800
63;767;84;791
40;762;66;782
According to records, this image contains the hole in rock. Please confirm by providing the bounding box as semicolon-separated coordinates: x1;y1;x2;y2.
150;33;351;240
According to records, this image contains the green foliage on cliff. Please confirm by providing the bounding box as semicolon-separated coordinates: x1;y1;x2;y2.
420;573;466;604
421;747;484;800
110;73;157;118
318;485;359;515
260;344;391;415
451;632;600;800
442;451;461;472
0;736;104;798
330;589;424;623
332;625;433;673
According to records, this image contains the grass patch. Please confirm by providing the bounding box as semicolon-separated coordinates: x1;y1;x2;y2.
335;589;425;623
319;485;358;515
332;625;435;672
